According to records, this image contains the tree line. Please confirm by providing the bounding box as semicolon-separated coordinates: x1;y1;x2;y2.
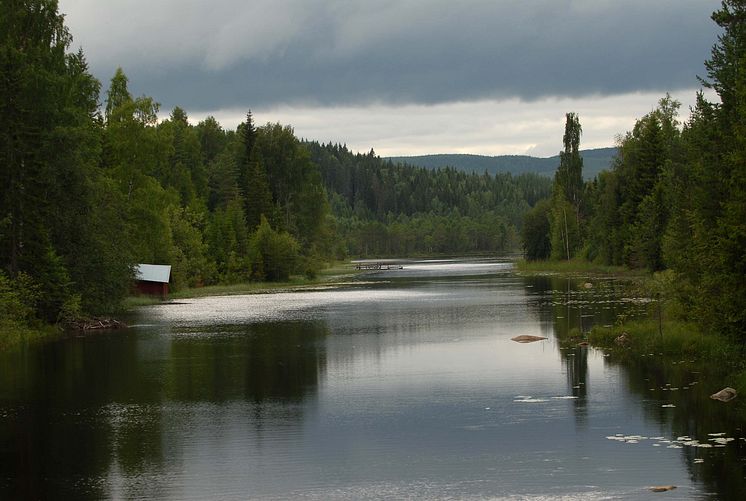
522;0;746;342
306;142;551;256
1;0;548;331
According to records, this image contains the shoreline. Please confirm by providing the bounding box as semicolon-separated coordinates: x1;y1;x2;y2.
139;262;362;303
514;257;647;279
519;258;746;407
9;258;746;400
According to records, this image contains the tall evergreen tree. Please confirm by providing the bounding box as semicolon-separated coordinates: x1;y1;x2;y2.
679;0;746;339
237;112;273;230
104;67;132;122
0;0;132;318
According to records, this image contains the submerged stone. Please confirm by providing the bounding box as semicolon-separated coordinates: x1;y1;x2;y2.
650;485;677;492
510;335;547;343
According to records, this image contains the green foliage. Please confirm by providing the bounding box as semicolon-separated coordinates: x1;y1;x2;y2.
552;4;746;344
169;206;216;289
554;112;584;209
105;67;131;121
539;113;587;261
306;142;543;256
588;319;729;361
206;199;251;283
584;96;681;270
0;272;39;325
521;199;552;260
549;194;581;261
249;216;300;281
515;257;637;276
6;0;744;350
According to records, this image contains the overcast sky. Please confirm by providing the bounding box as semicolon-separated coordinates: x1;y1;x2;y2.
59;0;720;157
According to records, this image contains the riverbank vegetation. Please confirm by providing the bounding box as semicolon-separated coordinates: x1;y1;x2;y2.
515;257;642;278
1;1;549;343
522;2;746;351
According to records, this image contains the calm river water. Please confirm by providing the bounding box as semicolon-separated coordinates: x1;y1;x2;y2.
1;259;745;499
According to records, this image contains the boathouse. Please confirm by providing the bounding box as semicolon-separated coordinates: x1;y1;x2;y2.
134;264;171;299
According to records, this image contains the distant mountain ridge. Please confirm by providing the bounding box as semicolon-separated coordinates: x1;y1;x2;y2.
388;147;617;180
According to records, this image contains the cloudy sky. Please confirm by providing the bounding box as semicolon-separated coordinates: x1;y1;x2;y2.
59;0;720;157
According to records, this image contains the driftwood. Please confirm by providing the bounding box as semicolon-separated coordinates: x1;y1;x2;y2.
511;335;547;343
710;387;737;402
69;318;127;331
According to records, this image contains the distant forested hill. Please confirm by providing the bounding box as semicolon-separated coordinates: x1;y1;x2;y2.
388;147;617;179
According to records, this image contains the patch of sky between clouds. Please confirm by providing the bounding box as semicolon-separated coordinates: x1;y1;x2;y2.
187;88;714;158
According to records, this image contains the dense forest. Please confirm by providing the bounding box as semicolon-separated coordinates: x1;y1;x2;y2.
523;0;746;342
388;147;618;180
0;0;549;332
307;142;550;256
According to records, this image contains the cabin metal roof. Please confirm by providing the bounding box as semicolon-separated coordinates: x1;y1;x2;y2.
135;264;171;283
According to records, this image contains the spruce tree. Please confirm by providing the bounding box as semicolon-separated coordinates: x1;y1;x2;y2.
237;112;273;230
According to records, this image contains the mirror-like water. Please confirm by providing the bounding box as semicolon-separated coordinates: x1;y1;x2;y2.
1;259;743;499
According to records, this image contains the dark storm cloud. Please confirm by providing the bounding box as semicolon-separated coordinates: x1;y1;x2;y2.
60;0;719;111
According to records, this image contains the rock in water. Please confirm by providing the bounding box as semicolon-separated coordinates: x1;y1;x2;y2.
650;485;677;492
511;335;547;343
614;332;630;347
710;387;737;402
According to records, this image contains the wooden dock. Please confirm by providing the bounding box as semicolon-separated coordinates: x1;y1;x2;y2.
355;262;404;270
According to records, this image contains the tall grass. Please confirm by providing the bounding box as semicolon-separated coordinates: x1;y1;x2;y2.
515;258;645;277
588;318;732;360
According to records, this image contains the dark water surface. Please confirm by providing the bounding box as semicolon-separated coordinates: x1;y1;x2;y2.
2;259;745;499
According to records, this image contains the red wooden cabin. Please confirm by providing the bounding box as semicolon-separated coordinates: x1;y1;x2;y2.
134;264;171;299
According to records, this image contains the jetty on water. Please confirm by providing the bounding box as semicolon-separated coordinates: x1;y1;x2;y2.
354;262;404;271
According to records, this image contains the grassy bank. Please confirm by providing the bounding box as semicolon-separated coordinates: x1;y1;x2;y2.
515;258;646;278
521;257;746;392
587;317;746;393
587;318;732;360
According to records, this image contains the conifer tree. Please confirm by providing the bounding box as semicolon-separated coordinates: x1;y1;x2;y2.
237;112;273;230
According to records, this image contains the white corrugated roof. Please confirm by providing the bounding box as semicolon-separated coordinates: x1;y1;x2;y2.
135;264;171;283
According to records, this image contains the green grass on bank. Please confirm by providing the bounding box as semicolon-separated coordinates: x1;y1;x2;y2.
129;262;361;303
528;256;746;389
515;258;646;278
587;316;746;394
587;318;733;360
